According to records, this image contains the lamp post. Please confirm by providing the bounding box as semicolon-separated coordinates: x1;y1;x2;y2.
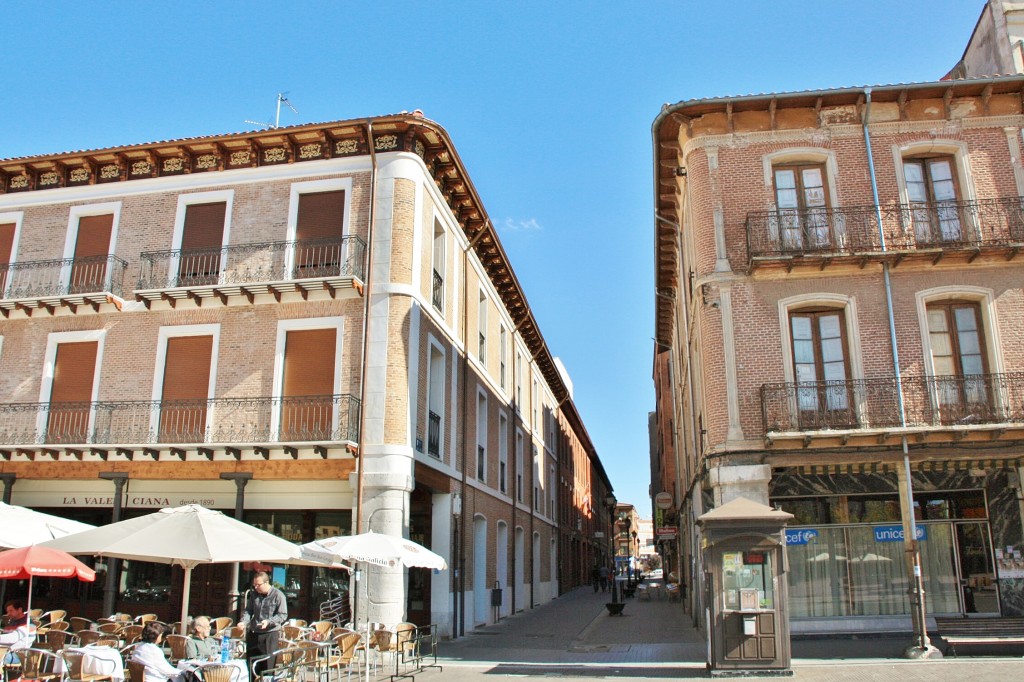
602;494;623;615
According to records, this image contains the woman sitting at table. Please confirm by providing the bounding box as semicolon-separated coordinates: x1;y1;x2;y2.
132;622;182;682
185;616;219;661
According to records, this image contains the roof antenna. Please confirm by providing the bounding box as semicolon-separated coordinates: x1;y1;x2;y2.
245;92;299;129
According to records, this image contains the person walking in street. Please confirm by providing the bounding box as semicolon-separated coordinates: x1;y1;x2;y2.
240;571;288;676
599;564;610;593
591;565;601;593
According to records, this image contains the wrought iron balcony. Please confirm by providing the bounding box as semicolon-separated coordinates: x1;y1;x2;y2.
0;394;360;459
0;255;128;317
746;197;1024;268
427;410;441;457
135;236;366;307
432;269;443;311
761;373;1024;436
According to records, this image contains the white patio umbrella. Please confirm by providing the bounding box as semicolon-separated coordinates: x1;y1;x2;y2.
0;502;95;549
40;504;303;626
299;532;446;682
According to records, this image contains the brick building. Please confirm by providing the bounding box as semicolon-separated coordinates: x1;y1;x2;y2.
652;76;1024;634
0;112;612;635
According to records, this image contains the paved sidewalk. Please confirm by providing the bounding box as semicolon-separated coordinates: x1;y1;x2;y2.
417;586;1024;681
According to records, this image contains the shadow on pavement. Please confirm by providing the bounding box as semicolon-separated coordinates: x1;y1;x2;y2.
481;663;708;677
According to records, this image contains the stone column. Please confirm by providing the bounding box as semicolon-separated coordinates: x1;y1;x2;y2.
708;464;772;507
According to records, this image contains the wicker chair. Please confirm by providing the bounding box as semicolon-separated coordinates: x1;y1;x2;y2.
20;647;64;682
281;625;305;641
42;628;81;650
121;625;144;644
127;660;147;682
40;610;67;625
211;617;233;635
69;617;95;632
198;664;240;682
96;622;123;634
61;649;116;682
76;630;103;645
327;633;362;682
165;634;190;663
134;614;158;624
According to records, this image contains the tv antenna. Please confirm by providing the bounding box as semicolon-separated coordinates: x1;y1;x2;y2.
245;93;299;129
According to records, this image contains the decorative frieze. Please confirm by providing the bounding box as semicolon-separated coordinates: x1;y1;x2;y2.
161;157;185;174
414;140;425;159
298;143;322;160
335;139;359;155
69;167;91;183
263;147;287;163
38;171;60;187
99;164;121;181
9;175;29;190
228;150;251;167
195;154;218;170
129;160;153;177
374;134;399;151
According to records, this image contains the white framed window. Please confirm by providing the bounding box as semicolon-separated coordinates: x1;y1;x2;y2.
499;325;508;391
531;377;539;431
549;464;556;518
60;202;122;294
0;211;24;298
498;412;508;494
37;329;107;442
515;352;524;414
431;219;446;313
286;178;353;278
515;429;524;502
426;339;446;459
478;288;488;363
270;316;345;440
150;324;221;440
476;390;487;482
168;190;234;287
532;443;540;511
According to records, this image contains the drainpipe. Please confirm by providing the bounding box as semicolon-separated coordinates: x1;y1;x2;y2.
220;471;253;621
98;472;128;616
863;88;934;657
353;121;379;628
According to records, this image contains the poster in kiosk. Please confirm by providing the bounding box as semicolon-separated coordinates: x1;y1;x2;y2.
697;497;794;676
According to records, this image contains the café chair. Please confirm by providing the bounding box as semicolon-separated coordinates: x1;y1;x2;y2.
164;634;189;663
198;664;240;682
211;617;233;635
61;649;116;682
20;648;63;682
127;660;147;682
76;630;103;646
69;618;95;633
40;610;67;625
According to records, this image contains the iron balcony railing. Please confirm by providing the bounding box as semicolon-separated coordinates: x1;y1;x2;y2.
761;373;1024;434
136;236;367;290
427;410;441;457
0;255;129;300
0;394;360;446
746;197;1024;260
432;270;443;310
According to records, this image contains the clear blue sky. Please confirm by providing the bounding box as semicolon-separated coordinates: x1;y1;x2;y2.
1;1;984;513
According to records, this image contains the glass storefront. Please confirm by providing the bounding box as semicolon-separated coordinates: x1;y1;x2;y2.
776;490;997;618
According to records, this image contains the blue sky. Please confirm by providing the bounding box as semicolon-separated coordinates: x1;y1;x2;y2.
1;1;985;512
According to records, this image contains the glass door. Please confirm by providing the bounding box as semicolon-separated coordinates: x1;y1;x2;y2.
955;522;999;614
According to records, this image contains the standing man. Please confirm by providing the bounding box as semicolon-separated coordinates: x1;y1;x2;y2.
239;572;287;675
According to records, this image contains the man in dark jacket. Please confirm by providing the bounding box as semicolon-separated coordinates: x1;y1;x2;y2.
239;572;288;675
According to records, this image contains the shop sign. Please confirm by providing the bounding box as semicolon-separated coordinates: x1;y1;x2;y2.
784;528;818;545
656;526;678;540
873;524;926;542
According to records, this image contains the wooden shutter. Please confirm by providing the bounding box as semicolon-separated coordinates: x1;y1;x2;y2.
281;328;336;440
0;222;14;293
178;202;226;285
295;191;345;276
71;214;113;293
159;336;214;442
47;341;99;443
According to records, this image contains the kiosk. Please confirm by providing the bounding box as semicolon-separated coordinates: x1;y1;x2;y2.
697;497;793;676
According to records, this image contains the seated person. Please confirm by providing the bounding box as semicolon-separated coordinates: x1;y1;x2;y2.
132;622;182;682
1;600;36;664
185;616;219;661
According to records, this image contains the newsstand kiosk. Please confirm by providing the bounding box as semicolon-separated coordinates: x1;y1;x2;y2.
697;497;794;676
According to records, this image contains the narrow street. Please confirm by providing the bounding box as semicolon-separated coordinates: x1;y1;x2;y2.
421;587;1024;681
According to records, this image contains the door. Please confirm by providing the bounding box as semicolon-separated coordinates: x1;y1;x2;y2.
926;301;991;424
790;309;855;429
280;328;336;440
955;522;999;615
159;335;214;442
904;157;962;244
294;191;345;278
773;165;830;251
177;202;226;286
47;341;98;443
70;214;113;294
406;486;433;627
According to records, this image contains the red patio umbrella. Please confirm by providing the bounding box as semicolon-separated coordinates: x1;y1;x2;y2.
0;545;96;618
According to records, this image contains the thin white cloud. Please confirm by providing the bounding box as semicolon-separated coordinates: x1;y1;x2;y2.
501;217;542;232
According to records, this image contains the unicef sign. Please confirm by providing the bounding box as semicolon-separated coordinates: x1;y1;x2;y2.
784;529;818;545
874;525;927;542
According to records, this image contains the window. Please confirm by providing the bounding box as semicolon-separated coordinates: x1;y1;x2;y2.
46;341;99;443
432;220;445;312
427;344;445;458
532;444;540;511
790;308;855;429
69;214;114;294
177;202;227;286
499;325;508;391
0;216;18;296
904;156;962;244
515;352;524;413
773;163;831;250
549;464;556;518
272;318;344;442
478;290;487;363
498;414;508;494
531;378;539;431
927;301;990;423
515;430;524;502
158;334;215;442
476;392;487;482
294;190;346;277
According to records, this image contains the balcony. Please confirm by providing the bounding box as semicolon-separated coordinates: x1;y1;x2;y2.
0;255;128;317
0;394;360;462
135;236;366;308
745;198;1024;272
760;373;1024;447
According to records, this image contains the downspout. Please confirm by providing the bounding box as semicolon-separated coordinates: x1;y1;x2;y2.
457;222;489;636
863;88;933;657
509;341;518;616
354;121;379;629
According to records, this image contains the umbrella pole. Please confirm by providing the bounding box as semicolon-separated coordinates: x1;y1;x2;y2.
180;566;193;629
